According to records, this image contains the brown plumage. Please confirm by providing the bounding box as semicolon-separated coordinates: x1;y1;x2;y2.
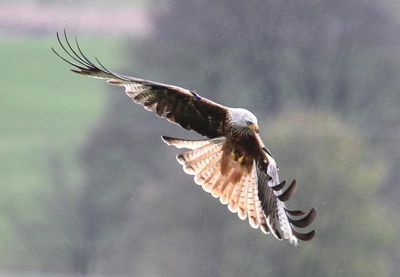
53;31;316;246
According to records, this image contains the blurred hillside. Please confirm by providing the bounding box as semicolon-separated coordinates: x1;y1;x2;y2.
0;0;152;36
1;0;399;276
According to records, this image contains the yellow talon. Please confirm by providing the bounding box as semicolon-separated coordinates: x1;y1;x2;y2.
231;150;245;164
231;152;237;161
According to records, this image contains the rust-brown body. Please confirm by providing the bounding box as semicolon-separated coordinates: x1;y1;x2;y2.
221;118;265;173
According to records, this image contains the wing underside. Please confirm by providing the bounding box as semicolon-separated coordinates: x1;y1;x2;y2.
163;136;316;245
257;154;316;245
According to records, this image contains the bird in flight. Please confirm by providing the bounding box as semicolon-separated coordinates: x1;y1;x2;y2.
53;31;315;246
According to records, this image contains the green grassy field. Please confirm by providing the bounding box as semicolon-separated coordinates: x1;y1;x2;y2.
0;37;124;258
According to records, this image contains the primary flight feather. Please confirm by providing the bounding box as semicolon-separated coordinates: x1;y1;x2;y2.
53;31;316;246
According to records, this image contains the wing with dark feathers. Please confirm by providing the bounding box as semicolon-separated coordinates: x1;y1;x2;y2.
52;31;229;138
256;153;316;244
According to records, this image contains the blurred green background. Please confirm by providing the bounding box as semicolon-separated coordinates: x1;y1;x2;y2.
1;0;399;276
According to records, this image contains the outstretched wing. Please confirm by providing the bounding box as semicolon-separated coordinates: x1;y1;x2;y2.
52;31;229;138
256;150;316;245
164;135;316;245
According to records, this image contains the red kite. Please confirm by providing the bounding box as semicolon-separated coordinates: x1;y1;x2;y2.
53;31;315;246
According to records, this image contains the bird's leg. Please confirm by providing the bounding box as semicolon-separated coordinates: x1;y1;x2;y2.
231;149;245;164
231;149;238;161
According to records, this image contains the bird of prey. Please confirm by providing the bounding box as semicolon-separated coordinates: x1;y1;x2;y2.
53;31;315;246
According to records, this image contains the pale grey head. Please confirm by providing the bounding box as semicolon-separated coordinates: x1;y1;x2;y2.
228;108;259;131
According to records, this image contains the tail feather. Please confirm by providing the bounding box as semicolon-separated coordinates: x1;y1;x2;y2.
218;170;241;204
221;173;239;205
217;173;233;204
